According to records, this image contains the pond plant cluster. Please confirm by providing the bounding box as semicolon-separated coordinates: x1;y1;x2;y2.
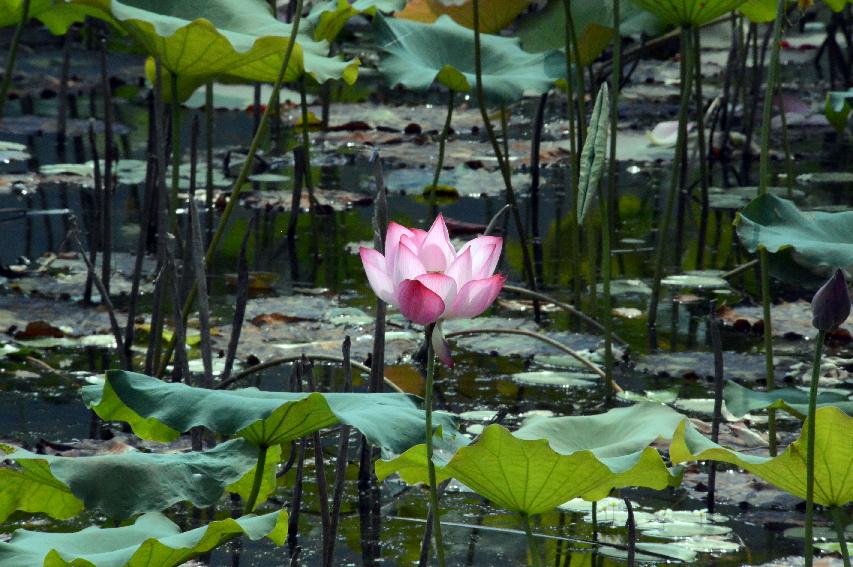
0;0;851;565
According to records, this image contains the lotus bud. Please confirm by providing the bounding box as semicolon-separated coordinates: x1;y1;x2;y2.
811;269;851;332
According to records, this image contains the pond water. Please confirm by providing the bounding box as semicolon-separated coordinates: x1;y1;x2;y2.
0;17;851;567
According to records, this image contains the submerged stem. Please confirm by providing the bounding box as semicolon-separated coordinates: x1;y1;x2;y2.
648;25;694;346
758;0;786;457
831;507;851;567
244;444;269;513
805;330;826;567
0;0;29;119
424;324;447;567
521;513;542;567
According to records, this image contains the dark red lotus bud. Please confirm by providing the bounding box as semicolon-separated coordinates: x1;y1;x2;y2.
811;269;851;332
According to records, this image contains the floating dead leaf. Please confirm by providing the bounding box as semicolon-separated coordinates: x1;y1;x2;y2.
612;307;644;319
12;320;64;340
383;364;424;395
250;313;312;327
719;300;853;340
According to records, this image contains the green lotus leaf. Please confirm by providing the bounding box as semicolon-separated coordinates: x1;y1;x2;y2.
374;13;563;104
735;193;853;278
377;403;685;515
83;370;457;454
0;0;114;34
0;439;278;522
825;0;853;11
74;0;358;101
308;0;405;41
737;0;777;22
517;0;664;65
670;407;853;506
0;509;288;567
724;380;853;420
628;0;747;25
825;89;852;133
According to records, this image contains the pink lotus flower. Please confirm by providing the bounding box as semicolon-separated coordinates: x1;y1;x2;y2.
360;214;505;367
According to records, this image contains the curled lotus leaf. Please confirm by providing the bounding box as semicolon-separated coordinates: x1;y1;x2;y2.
74;0;358;101
83;370;458;455
374;13;563;104
628;0;747;25
0;509;288;567
736;193;853;280
670;406;853;507
307;0;405;41
724;379;853;420
0;439;277;522
377;403;685;515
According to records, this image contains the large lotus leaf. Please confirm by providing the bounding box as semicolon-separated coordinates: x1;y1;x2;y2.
628;0;747;25
0;509;287;567
736;193;853;276
737;0;776;22
308;0;405;41
724;380;853;420
517;0;664;65
74;0;358;100
395;0;531;33
377;403;685;515
83;370;457;455
825;0;853;11
671;407;853;506
0;439;275;521
374;14;562;104
0;0;114;34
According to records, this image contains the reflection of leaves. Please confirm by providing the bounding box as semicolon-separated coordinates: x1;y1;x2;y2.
84;370;458;455
0;439;271;521
671;407;853;506
378;404;685;514
636;351;793;382
0;509;288;567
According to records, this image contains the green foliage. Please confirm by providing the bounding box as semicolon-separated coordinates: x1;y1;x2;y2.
670;407;853;506
517;0;663;64
0;509;288;567
0;0;113;34
724;380;853;420
628;0;747;25
736;193;853;280
308;0;405;41
374;13;563;104
0;439;275;522
577;83;610;223
825;89;853;133
377;404;685;514
74;0;358;101
83;370;457;455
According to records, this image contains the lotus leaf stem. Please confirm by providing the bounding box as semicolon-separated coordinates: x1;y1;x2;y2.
521;513;542;567
424;324;447;567
443;327;622;392
215;353;404;393
0;0;30;119
561;0;582;303
156;0;304;377
244;444;269;513
831;507;851;567
647;25;694;347
757;0;787;457
804;330;826;566
501;284;626;345
692;25;709;270
170;72;182;231
205;81;214;242
471;0;540;312
429;90;455;217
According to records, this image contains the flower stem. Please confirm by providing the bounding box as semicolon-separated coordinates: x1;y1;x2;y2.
831;507;851;567
424;324;447;567
521;513;542;567
648;25;693;346
429;90;455;217
805;330;825;566
0;0;29;119
244;444;269;513
758;0;786;458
